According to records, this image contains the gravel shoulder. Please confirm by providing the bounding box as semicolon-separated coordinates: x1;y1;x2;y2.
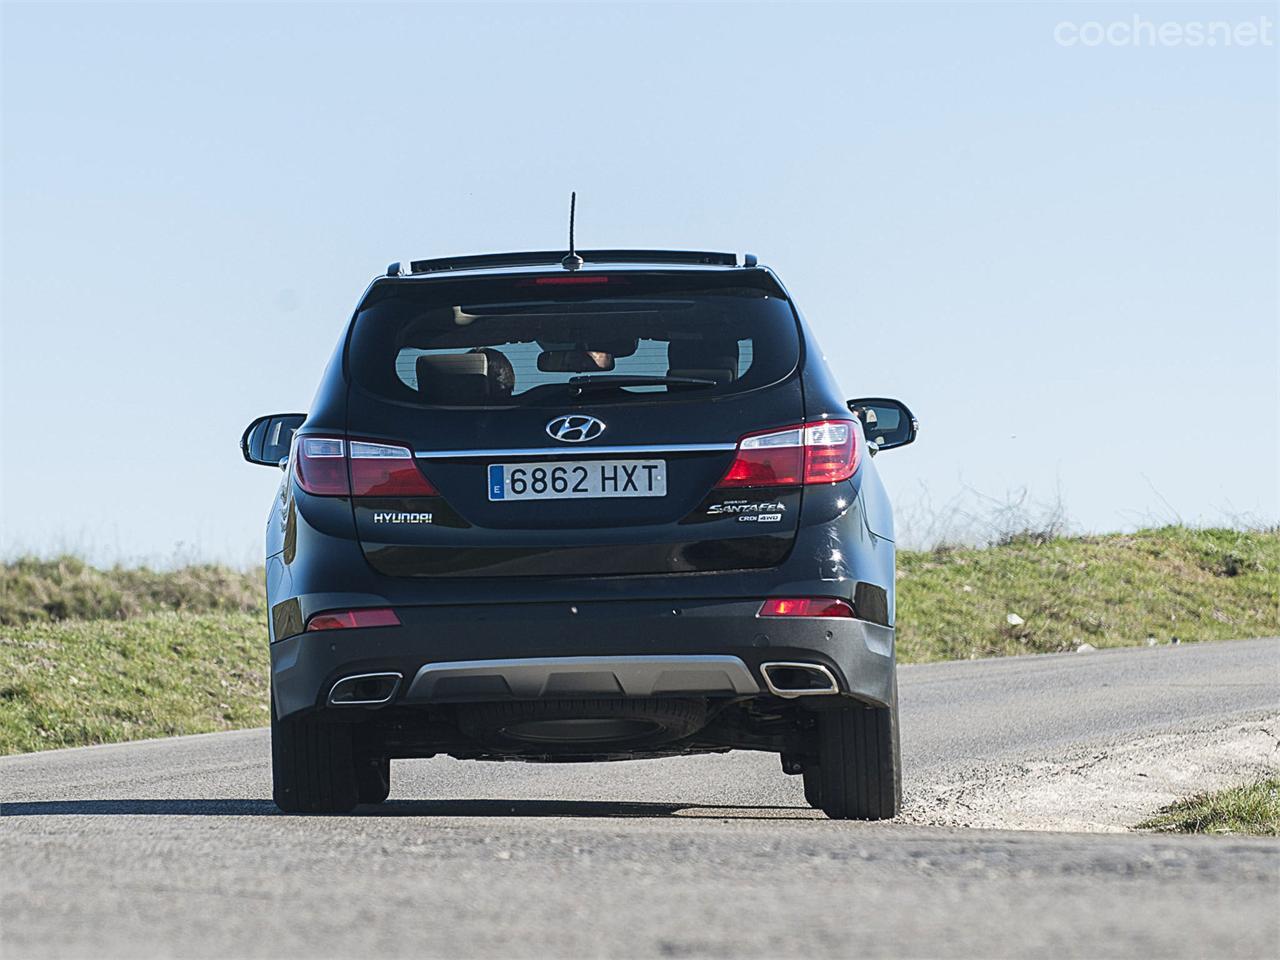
903;715;1280;832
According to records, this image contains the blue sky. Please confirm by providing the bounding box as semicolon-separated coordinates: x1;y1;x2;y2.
2;1;1276;564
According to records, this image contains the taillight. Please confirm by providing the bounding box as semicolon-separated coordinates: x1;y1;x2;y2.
305;607;401;631
759;597;855;618
295;437;348;495
801;420;859;484
718;425;804;487
716;419;861;489
293;437;438;497
349;441;438;496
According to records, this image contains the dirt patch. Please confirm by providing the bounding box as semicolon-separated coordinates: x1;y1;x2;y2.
902;717;1280;833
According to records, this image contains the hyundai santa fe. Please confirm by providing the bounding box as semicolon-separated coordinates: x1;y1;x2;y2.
241;248;918;819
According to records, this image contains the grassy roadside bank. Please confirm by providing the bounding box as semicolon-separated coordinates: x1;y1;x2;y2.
1;526;1276;755
895;525;1279;661
1140;778;1280;836
0;612;268;754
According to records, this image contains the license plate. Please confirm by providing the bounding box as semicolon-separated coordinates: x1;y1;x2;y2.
488;460;666;501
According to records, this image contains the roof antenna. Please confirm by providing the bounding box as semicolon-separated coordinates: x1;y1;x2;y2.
561;192;583;271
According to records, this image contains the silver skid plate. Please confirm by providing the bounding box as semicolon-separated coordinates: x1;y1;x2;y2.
405;655;760;702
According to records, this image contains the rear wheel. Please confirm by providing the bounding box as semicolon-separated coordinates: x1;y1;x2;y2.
271;696;360;814
802;766;823;809
356;754;391;805
814;693;900;821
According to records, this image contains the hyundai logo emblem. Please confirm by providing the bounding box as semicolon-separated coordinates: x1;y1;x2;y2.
546;415;606;443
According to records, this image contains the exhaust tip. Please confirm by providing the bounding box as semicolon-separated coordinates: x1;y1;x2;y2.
760;662;840;698
328;672;403;707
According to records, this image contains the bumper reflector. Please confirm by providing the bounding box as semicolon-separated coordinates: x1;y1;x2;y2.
758;597;855;618
305;607;401;631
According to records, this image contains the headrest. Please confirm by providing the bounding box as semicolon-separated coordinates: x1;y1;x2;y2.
667;338;739;382
416;353;490;402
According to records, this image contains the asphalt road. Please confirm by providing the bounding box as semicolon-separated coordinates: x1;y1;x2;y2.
3;639;1278;959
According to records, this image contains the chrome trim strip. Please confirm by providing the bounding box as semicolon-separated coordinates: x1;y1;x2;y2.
414;443;735;459
759;662;841;698
327;671;403;707
406;655;760;700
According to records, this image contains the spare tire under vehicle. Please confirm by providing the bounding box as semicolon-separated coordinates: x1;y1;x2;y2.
457;698;708;752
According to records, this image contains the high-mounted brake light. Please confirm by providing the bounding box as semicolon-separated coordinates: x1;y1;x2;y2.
716;419;861;489
759;598;855;618
293;437;438;497
305;607;401;631
525;275;612;286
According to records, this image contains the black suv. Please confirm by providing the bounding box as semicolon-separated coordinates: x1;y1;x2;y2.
242;249;917;819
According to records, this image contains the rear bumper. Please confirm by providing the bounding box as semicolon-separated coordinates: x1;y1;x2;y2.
270;597;895;719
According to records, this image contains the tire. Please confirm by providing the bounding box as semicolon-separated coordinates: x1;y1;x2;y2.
802;766;823;809
815;691;901;821
271;696;360;814
356;754;391;805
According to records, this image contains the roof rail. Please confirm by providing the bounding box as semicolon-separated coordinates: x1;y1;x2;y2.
398;249;745;276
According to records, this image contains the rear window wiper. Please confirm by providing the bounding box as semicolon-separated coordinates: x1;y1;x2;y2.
564;374;718;395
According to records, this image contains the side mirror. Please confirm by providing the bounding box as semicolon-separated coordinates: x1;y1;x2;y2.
847;398;918;451
241;413;306;467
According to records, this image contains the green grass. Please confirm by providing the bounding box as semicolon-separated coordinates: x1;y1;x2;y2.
1140;778;1280;836
1;555;262;626
0;612;270;754
0;525;1276;755
895;526;1279;662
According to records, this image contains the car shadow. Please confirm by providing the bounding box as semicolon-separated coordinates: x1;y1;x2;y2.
0;797;819;820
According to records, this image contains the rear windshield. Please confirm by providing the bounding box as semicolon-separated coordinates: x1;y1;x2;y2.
348;272;800;407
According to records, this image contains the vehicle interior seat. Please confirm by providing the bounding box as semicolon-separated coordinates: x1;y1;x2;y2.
416;352;491;402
